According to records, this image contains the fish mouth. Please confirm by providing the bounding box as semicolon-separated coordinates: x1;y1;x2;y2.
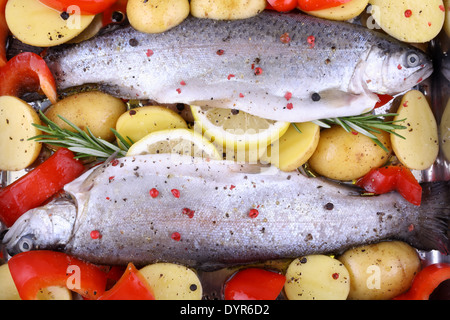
404;62;434;88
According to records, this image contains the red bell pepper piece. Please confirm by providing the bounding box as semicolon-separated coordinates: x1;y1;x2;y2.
266;0;298;12
0;52;58;104
0;0;8;67
0;148;85;227
8;250;108;300
298;0;353;11
356;165;422;206
102;0;128;27
224;268;286;300
393;263;450;300
374;93;394;109
39;0;118;15
98;263;155;300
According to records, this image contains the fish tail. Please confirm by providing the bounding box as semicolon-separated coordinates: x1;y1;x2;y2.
407;181;450;254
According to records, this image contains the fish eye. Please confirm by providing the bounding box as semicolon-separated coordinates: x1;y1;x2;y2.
17;234;34;253
405;52;421;68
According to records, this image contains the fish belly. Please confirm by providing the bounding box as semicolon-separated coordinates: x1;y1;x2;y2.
63;154;420;269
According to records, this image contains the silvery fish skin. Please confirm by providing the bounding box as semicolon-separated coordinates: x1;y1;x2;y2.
3;154;449;270
45;12;433;122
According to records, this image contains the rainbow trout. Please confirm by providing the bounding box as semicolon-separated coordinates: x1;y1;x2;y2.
45;11;433;122
3;154;449;270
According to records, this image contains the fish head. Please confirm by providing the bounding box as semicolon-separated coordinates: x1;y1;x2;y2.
363;44;433;95
2;200;76;257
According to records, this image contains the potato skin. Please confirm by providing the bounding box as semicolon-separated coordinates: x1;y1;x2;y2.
127;0;190;33
369;0;445;43
44;91;127;142
337;241;421;300
391;90;439;170
303;0;369;21
5;0;94;47
191;0;266;20
308;125;391;181
0;96;42;171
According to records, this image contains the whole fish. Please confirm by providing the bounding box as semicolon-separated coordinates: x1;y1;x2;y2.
45;11;433;122
3;154;449;270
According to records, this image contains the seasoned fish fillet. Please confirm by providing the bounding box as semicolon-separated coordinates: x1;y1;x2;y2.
4;154;448;270
45;11;433;122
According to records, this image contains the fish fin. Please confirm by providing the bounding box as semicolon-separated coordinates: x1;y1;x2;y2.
409;181;450;254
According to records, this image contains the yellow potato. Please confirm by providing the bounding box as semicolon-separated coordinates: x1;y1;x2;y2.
441;98;450;162
302;0;369;21
284;255;351;300
139;263;202;300
6;0;94;47
369;0;445;43
0;264;21;300
35;286;72;300
260;122;320;172
391;90;439;170
0;96;42;171
116;105;188;145
191;0;266;20
67;13;103;44
44;91;127;142
127;0;190;33
445;0;450;36
308;125;391;181
338;241;421;300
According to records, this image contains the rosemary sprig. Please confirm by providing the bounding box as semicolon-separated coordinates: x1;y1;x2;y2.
312;112;406;152
29;110;131;160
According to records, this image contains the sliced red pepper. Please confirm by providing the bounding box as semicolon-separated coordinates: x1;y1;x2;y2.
266;0;298;12
8;250;107;300
298;0;353;11
224;268;286;300
0;52;58;104
102;0;128;27
0;148;85;227
39;0;117;15
393;263;450;300
98;263;155;300
0;0;8;67
356;165;422;206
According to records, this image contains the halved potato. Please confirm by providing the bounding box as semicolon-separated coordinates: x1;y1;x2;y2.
284;255;351;300
445;0;450;37
337;241;421;300
391;90;439;170
191;0;266;20
301;0;369;21
35;286;72;300
441;98;450;162
0;96;42;171
0;264;72;300
6;0;95;47
260;122;320;172
139;263;202;300
116;106;188;145
369;0;445;42
127;0;190;33
0;264;21;300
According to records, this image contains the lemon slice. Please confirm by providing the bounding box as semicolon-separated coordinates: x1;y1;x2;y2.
190;105;290;158
126;128;222;160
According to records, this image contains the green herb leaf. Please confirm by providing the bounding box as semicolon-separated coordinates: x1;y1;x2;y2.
29;110;129;160
312;112;406;153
